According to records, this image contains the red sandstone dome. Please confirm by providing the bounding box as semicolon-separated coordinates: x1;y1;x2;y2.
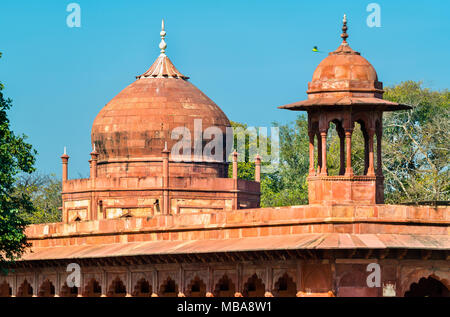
311;48;378;82
91;28;230;178
280;15;410;111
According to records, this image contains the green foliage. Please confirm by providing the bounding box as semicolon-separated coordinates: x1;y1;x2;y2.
227;121;256;181
260;115;309;207
13;173;62;224
382;81;449;203
0;52;37;264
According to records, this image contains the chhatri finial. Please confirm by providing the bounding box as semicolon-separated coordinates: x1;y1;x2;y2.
159;19;167;55
341;14;348;44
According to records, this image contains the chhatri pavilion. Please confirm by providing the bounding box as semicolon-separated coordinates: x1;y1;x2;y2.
1;16;448;297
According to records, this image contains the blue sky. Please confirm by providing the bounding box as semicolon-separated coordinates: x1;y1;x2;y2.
1;0;449;177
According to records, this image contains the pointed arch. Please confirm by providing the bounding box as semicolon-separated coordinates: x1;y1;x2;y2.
213;274;235;297
83;278;102;297
38;279;55;297
405;275;450;297
60;282;78;297
159;276;178;297
107;277;127;297
186;276;206;297
0;281;12;297
132;278;152;297
17;279;33;297
273;273;297;297
243;274;265;297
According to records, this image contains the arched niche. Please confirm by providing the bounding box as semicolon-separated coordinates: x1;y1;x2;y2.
17;279;33;297
83;278;102;297
159;277;178;297
132;278;152;297
273;273;297;297
60;282;78;297
243;274;265;297
38;279;55;297
213;274;235;297
107;277;127;297
405;275;450;297
186;276;206;297
0;281;12;297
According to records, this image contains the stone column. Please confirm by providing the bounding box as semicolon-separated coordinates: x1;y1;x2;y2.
320;131;328;176
316;131;322;174
367;129;375;176
308;132;315;175
376;125;382;176
337;129;344;175
232;151;238;209
345;130;353;176
162;143;170;215
61;150;69;182
254;154;261;182
90;147;99;179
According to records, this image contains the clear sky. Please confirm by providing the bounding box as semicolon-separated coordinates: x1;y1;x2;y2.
1;0;449;177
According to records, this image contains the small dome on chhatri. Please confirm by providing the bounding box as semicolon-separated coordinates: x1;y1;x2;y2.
310;15;378;84
279;15;410;111
91;20;230;167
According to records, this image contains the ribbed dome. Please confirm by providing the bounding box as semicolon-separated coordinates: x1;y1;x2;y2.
91;25;231;178
311;49;378;82
91;76;230;161
307;43;382;99
279;15;410;111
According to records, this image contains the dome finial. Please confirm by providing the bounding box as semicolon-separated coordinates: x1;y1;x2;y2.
159;19;167;55
341;14;348;44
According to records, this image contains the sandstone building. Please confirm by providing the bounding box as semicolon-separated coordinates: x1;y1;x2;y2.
1;17;448;298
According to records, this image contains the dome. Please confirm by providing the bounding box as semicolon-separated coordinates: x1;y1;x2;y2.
91;22;231;178
311;50;378;82
279;15;410;111
307;43;382;99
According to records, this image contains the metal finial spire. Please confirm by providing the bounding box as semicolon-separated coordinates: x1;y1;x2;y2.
64;146;67;155
159;19;167;55
341;14;348;44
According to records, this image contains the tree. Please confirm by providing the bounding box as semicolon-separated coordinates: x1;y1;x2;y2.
13;173;62;224
382;81;449;203
260;115;310;207
0;52;37;265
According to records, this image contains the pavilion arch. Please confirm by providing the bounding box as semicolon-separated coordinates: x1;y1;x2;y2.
60;282;78;297
185;276;206;297
0;281;12;297
159;276;178;297
338;270;368;288
351;119;369;175
303;266;332;293
83;278;102;297
326;118;346;176
17;279;33;297
132;278;152;297
38;279;56;297
213;274;235;297
404;274;450;297
273;273;297;297
107;277;127;297
243;274;265;297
